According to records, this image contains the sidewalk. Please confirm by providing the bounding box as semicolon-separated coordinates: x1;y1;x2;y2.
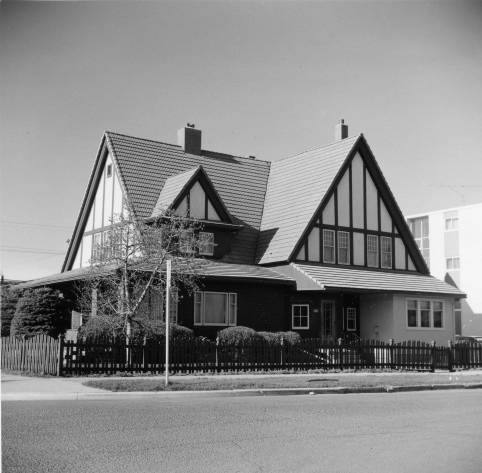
3;370;482;401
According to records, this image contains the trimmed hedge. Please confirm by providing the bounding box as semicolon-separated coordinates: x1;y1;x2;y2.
141;321;194;343
10;287;69;338
258;331;301;346
79;316;124;342
217;326;261;347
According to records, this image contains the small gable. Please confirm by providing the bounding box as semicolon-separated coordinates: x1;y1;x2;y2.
151;166;231;223
291;140;428;274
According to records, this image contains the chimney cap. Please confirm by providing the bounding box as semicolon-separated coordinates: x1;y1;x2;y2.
186;123;195;128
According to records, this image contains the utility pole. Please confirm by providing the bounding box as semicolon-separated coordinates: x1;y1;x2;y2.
165;259;171;387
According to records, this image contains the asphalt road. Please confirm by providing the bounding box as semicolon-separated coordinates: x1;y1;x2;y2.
3;390;482;473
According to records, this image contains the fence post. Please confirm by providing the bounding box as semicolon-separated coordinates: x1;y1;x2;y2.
56;334;65;377
447;340;454;372
280;336;284;369
215;336;219;371
338;337;343;371
142;336;147;372
388;338;394;370
430;340;436;372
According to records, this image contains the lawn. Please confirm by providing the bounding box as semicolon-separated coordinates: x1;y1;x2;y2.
82;371;482;392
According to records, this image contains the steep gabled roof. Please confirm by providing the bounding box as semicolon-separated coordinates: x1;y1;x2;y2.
257;135;360;264
150;165;234;223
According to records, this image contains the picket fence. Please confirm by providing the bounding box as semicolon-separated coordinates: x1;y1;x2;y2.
2;335;482;376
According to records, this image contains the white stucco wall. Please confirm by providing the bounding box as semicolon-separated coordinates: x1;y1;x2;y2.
360;293;456;344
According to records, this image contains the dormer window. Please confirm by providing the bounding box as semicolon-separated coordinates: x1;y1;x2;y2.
199;232;215;256
106;164;113;178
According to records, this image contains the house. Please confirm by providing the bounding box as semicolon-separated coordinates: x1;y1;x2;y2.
406;203;482;336
21;120;464;343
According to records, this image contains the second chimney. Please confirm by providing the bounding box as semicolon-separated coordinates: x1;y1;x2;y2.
178;124;201;155
335;119;348;141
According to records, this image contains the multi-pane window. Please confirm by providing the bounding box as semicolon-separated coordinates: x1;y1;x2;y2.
407;299;444;329
446;257;460;271
381;236;392;269
179;230;194;254
408;216;430;267
367;235;379;268
194;292;237;326
92;232;102;262
160;288;179;324
444;211;458;231
337;231;350;265
292;304;309;329
323;229;335;263
344;307;357;331
198;232;215;256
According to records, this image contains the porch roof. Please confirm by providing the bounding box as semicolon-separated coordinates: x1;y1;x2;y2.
17;260;295;289
272;263;466;297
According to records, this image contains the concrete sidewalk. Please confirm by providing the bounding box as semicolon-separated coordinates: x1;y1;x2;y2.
3;371;482;401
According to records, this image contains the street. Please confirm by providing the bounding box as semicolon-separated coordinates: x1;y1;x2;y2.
2;390;482;473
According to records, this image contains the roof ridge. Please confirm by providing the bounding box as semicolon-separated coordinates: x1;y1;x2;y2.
274;134;361;163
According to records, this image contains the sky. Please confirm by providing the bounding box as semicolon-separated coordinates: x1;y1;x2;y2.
1;0;481;281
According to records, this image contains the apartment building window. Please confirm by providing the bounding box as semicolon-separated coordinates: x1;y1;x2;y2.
446;257;460;271
337;231;350;265
444;211;459;231
367;235;379;267
323;229;335;264
407;299;444;329
381;236;392;269
408;216;430;267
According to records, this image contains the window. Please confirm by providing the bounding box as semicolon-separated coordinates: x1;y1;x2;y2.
344;307;357;331
179;230;194;254
337;231;350;265
381;236;392;269
446;257;460;271
92;232;102;262
444;211;458;231
194;292;237;326
106;164;113;178
408;216;430;267
198;232;215;256
161;288;179;324
406;299;444;329
323;229;335;263
292;304;309;329
367;235;379;267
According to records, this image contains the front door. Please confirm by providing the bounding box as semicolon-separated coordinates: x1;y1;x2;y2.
321;301;336;340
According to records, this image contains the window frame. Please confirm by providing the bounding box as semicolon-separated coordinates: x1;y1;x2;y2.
323;229;335;264
344;307;357;332
444;217;459;231
337;231;350;265
446;257;460;271
366;234;379;268
380;236;392;269
193;291;237;327
405;299;445;330
198;231;215;256
179;229;194;254
291;304;310;330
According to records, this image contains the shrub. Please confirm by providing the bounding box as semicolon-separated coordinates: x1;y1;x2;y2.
140;321;194;343
10;287;70;338
1;285;22;337
79;315;124;342
217;326;261;347
258;331;301;346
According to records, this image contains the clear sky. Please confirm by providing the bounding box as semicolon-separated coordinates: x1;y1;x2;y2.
1;0;481;281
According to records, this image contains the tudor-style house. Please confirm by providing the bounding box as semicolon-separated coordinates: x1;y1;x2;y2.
23;120;464;343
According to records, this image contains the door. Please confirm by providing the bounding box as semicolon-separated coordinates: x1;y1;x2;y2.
321;301;336;339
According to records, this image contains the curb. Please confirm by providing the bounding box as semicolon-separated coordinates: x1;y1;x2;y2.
3;382;482;401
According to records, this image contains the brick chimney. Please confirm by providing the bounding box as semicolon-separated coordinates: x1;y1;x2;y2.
178;124;201;155
335;119;348;141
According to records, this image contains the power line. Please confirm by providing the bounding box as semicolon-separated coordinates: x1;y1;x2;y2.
0;220;72;230
0;246;65;255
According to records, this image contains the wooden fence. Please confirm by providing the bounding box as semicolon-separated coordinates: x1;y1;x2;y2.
1;334;60;375
2;335;482;376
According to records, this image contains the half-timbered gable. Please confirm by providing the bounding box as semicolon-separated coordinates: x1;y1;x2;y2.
291;139;426;274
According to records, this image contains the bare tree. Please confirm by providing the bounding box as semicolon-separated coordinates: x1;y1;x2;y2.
75;211;205;340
